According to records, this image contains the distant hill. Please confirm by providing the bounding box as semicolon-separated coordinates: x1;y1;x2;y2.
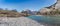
21;9;37;15
0;9;30;17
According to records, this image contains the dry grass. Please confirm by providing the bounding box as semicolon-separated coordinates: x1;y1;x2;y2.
0;10;30;17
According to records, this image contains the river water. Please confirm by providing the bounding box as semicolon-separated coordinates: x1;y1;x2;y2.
27;15;60;26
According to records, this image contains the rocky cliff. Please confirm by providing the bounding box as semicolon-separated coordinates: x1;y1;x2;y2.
38;0;60;15
55;0;60;9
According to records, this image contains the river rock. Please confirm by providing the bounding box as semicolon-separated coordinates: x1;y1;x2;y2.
0;17;44;26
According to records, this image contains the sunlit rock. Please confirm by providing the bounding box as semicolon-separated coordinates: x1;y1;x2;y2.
40;8;51;14
0;17;44;26
55;0;60;9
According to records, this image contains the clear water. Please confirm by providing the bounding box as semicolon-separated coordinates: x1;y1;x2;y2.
27;15;60;24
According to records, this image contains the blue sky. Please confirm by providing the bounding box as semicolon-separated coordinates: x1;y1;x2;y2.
0;0;57;12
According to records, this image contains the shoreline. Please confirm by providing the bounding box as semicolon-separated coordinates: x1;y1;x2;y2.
35;15;60;16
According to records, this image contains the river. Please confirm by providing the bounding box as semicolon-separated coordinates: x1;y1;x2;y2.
27;15;60;26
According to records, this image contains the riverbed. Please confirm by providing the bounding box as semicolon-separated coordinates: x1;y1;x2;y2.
0;17;44;26
0;16;60;26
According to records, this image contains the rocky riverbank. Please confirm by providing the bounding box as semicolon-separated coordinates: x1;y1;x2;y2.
0;17;44;26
